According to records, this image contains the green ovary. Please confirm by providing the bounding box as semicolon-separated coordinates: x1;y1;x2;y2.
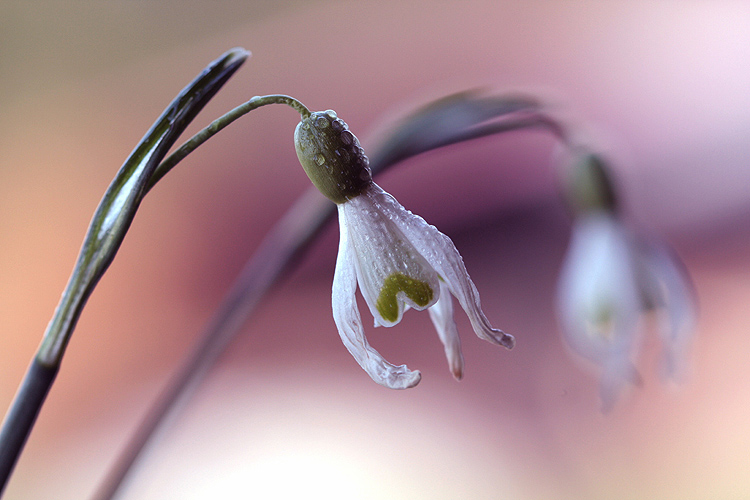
376;273;434;323
585;304;615;341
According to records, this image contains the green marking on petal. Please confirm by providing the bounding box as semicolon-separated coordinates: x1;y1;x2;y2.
376;272;434;323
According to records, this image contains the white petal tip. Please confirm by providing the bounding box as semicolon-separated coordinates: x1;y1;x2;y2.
478;327;515;349
369;364;422;390
598;361;641;412
447;351;465;381
488;329;515;349
388;369;422;390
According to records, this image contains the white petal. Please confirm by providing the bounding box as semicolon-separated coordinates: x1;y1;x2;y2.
634;238;696;382
341;187;439;327
428;279;464;380
365;183;514;349
556;213;642;406
332;205;422;389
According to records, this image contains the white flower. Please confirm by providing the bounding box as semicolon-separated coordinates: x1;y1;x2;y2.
557;212;643;410
557;154;695;410
334;182;514;388
295;109;514;389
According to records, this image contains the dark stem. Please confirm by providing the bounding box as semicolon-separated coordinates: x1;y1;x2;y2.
0;361;58;496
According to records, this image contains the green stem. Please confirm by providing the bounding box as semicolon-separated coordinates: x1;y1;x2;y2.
147;94;310;191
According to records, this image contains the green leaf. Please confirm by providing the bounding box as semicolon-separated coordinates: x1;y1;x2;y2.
37;47;248;366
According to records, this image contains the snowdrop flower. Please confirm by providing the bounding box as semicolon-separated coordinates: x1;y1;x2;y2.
557;153;695;410
294;109;514;389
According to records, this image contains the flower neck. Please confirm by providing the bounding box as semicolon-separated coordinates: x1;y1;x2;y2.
564;153;618;215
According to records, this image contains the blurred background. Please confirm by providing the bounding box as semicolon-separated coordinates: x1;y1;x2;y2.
1;1;749;498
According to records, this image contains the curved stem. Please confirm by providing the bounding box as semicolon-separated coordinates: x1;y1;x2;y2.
147;95;310;191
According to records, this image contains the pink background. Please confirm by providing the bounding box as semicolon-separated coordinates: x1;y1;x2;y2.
1;1;749;498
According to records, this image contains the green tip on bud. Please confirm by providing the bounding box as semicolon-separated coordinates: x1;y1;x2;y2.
294;110;372;204
564;153;618;214
376;273;434;323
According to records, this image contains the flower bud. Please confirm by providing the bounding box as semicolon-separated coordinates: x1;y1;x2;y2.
564;153;618;214
295;110;372;204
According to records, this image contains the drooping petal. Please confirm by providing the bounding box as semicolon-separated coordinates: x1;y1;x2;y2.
340;187;439;327
332;205;422;389
557;214;641;358
599;356;643;413
365;183;515;349
428;279;464;380
556;212;642;406
634;238;696;382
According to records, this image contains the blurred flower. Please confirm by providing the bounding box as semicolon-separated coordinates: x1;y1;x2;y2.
295;109;514;389
556;153;696;411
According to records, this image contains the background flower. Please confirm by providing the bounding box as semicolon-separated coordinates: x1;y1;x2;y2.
555;152;696;411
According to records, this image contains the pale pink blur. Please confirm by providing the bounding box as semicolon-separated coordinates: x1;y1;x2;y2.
1;1;749;499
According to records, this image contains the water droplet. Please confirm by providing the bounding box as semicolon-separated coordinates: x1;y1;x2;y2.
314;115;329;129
340;130;354;145
325;109;338;119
